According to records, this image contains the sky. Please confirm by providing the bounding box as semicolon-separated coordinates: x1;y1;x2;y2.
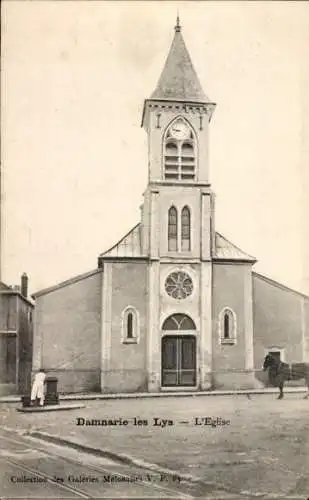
1;1;309;295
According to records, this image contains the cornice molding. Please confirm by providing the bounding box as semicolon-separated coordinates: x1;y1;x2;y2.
141;99;216;127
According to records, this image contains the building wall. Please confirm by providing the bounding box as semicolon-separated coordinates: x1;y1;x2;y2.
253;275;307;387
30;260;309;395
33;271;102;393
0;333;16;385
141;185;213;261
0;294;17;388
212;263;257;389
0;293;17;331
156;186;212;260
17;297;33;393
304;300;309;362
104;261;147;392
253;275;305;363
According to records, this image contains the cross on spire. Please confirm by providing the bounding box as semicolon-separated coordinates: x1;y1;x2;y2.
175;11;181;32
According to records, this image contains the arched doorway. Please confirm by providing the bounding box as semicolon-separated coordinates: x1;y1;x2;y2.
161;314;196;387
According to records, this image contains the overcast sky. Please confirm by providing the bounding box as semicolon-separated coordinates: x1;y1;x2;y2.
2;1;309;295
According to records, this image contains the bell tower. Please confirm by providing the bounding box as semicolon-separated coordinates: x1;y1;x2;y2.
142;17;215;184
140;17;216;261
140;18;217;392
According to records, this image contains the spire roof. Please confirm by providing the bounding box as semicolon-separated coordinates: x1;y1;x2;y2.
150;18;209;103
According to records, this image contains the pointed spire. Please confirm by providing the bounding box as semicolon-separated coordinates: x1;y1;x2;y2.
150;19;209;103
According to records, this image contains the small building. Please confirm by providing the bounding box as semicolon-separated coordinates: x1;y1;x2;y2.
0;273;34;395
32;20;309;394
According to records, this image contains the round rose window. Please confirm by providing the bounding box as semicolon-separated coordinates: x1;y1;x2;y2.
165;271;193;300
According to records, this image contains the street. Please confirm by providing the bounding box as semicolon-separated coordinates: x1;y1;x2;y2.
0;427;238;499
0;393;308;499
0;427;197;498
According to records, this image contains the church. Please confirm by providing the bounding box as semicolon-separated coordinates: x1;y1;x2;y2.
32;20;309;394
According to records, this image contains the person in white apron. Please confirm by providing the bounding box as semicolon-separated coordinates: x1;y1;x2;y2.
31;369;46;406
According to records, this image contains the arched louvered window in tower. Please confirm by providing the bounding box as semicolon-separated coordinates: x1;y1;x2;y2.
164;119;196;181
164;140;178;180
180;141;195;180
181;206;191;251
168;206;178;251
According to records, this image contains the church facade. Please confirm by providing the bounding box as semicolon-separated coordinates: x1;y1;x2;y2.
32;21;309;394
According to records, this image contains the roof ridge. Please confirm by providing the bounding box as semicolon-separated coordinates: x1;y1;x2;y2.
99;223;141;257
0;281;12;290
253;272;309;299
32;268;102;298
215;232;256;261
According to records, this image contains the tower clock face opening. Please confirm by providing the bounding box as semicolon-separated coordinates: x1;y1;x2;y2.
169;119;191;140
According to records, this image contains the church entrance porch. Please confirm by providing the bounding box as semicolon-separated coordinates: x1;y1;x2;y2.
161;314;197;388
161;335;196;387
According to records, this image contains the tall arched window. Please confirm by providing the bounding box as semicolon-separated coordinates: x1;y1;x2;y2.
164;118;196;181
127;312;133;339
168;206;178;251
224;313;230;339
121;307;139;343
181;206;191;251
219;308;236;344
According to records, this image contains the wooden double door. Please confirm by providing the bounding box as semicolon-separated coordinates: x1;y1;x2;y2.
161;335;196;387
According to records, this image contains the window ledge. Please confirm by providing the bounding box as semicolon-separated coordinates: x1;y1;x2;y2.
122;338;138;344
220;338;236;345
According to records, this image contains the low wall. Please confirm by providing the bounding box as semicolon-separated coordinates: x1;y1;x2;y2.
32;369;101;394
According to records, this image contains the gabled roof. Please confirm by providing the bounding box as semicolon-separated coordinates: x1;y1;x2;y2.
0;281;34;307
99;224;143;259
32;269;102;298
0;281;11;291
99;224;256;263
213;233;256;263
150;22;209;103
253;272;309;300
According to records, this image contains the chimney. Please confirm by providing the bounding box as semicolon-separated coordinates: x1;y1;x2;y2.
21;272;28;298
